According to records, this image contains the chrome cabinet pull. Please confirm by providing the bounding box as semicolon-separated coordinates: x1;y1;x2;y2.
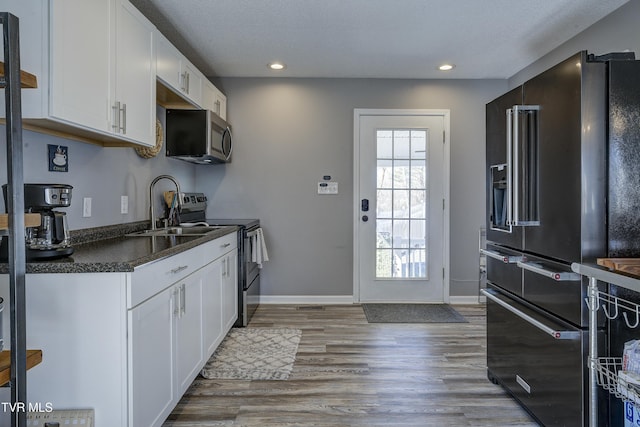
120;103;127;134
481;288;580;340
517;261;581;281
180;283;186;316
180;72;187;92
480;248;522;264
112;101;120;131
221;243;231;248
173;287;180;317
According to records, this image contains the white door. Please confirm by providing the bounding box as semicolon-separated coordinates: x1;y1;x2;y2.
354;109;449;302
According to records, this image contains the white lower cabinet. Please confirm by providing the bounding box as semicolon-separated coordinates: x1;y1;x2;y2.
222;250;239;331
129;285;176;427
129;268;204;427
0;232;238;427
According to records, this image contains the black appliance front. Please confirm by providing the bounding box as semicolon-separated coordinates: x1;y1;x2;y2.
206;219;261;327
485;284;606;427
486;87;524;250
520;51;607;263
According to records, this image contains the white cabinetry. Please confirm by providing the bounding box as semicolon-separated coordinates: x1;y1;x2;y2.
155;31;204;107
2;0;155;147
202;79;228;120
222;250;239;330
0;232;238;427
129;285;175;427
129;266;204;427
113;0;156;145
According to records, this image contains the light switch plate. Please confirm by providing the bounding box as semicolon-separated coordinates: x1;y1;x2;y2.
318;182;338;194
121;195;129;214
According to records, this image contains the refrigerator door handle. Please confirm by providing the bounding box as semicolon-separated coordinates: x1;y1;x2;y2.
480;248;522;264
481;288;580;340
517;260;582;281
509;105;540;227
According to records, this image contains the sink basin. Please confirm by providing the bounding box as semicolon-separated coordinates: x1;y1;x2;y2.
126;226;223;237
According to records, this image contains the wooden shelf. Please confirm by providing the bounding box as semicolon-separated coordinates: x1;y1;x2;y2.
0;213;41;231
0;350;43;386
0;61;38;89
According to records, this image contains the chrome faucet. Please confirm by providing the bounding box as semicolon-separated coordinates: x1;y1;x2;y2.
149;175;182;230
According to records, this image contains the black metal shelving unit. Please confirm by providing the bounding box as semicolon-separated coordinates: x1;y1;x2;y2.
1;11;28;427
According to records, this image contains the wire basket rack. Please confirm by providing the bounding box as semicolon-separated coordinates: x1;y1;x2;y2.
596;357;640;405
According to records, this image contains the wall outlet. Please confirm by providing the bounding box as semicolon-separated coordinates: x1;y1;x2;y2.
83;197;92;217
120;195;129;214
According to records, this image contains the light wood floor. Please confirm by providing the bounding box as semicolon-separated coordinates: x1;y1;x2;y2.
163;304;539;427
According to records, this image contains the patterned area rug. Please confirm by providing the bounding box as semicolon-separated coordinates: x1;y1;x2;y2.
201;328;302;380
362;303;468;323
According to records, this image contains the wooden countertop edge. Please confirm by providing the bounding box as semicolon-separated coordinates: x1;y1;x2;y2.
597;258;640;278
0;213;41;231
0;62;38;89
0;350;43;386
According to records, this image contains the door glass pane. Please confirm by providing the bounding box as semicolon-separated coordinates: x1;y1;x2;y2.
375;129;429;279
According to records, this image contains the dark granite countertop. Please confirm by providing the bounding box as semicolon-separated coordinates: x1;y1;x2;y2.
0;221;238;274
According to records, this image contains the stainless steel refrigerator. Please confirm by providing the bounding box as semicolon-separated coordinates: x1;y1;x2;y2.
482;51;640;426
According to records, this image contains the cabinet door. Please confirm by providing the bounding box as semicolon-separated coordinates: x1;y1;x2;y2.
114;0;155;146
49;0;111;133
222;250;239;332
175;274;204;395
202;258;224;358
129;286;175;427
155;32;182;91
182;60;203;107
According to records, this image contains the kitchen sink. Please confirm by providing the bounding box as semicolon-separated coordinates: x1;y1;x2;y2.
126;226;223;237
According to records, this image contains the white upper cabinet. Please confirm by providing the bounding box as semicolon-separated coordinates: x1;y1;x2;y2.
202;79;227;120
114;0;156;145
49;0;112;134
2;0;155;147
155;31;203;108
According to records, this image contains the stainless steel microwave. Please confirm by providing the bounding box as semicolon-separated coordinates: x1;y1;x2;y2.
165;109;232;164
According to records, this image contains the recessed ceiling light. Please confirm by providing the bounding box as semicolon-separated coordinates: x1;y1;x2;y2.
438;64;455;71
268;62;286;71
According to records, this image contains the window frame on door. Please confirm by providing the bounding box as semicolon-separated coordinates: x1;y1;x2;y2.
352;108;451;303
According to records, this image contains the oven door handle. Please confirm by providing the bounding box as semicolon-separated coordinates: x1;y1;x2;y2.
480;248;522;264
481;288;580;340
517;261;581;281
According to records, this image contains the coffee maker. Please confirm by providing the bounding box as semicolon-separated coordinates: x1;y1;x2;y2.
1;183;74;260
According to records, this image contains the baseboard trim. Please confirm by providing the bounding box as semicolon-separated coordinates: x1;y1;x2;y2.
449;295;485;305
259;295;355;305
258;295;485;305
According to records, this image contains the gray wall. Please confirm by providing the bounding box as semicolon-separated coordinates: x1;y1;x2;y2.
196;78;506;298
0;106;196;228
509;0;640;88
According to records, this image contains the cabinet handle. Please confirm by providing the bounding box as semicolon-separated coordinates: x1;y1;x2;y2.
480;248;522;264
120;103;127;134
112;101;120;131
173;287;180;317
221;243;231;249
180;283;186;316
170;265;188;274
186;72;190;94
215;99;221;115
481;288;580;340
517;261;581;281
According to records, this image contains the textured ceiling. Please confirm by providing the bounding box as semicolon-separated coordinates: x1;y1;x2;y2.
131;0;629;79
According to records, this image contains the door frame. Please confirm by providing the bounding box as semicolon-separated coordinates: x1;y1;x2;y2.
352;108;451;303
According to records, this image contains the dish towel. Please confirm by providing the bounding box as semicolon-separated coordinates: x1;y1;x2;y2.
251;228;269;268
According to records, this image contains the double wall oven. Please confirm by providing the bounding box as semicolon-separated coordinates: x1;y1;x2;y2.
483;51;640;426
